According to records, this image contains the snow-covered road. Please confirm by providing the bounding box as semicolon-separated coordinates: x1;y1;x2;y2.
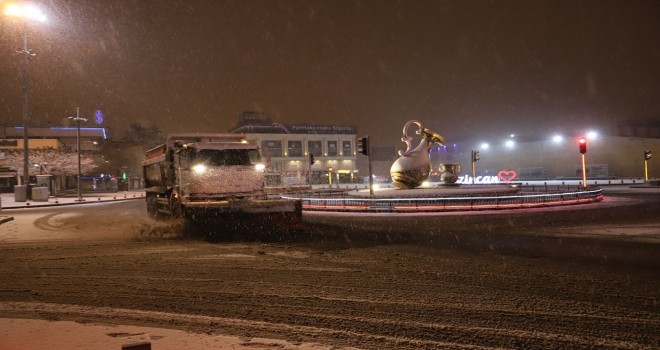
0;192;659;349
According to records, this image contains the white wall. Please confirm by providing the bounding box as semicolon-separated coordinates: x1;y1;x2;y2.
362;136;660;179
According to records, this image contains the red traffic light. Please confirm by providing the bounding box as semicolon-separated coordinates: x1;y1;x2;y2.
577;137;587;154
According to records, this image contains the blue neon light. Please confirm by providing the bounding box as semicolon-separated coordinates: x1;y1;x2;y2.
95;110;103;124
49;127;102;131
13;126;108;140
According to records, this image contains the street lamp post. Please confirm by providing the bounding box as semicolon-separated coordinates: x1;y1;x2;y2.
3;4;47;187
20;20;31;186
69;108;87;202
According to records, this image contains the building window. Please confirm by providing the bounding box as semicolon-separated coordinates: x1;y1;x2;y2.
342;140;352;156
261;140;283;158
308;140;322;156
288;140;303;157
327;141;337;156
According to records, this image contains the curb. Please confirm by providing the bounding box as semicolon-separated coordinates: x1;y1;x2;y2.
0;195;144;211
0;216;15;225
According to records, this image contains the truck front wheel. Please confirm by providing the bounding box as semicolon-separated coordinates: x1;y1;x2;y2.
170;194;183;218
146;194;161;219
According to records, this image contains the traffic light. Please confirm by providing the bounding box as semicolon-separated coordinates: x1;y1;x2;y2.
472;150;480;162
309;153;316;164
357;136;370;155
578;137;587;154
644;150;653;160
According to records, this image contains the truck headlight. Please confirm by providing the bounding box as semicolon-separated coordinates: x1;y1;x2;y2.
192;164;207;174
255;163;266;171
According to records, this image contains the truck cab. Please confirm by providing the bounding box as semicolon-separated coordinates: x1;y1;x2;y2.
143;133;301;233
173;141;266;201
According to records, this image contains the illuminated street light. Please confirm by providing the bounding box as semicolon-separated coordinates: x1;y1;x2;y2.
3;3;47;188
4;3;47;22
552;135;563;144
480;142;489;150
505;139;515;148
586;130;598;140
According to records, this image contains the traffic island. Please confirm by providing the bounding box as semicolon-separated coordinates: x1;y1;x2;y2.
285;185;604;213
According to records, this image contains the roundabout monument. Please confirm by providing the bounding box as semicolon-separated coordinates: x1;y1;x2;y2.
284;120;604;213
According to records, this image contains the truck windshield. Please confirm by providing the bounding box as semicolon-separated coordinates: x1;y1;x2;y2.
194;149;259;166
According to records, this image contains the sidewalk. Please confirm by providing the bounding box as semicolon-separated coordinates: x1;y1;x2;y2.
0;191;145;225
0;316;334;350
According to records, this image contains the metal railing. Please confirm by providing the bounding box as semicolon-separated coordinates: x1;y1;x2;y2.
282;186;603;213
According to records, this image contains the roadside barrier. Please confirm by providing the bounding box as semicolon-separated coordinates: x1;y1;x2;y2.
283;187;604;213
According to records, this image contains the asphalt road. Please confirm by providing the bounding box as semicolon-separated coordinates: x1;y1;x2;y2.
0;189;658;349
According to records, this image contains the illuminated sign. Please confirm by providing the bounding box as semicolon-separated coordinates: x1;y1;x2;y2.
455;169;519;184
497;170;517;183
288;124;357;135
457;175;501;184
95;110;103;125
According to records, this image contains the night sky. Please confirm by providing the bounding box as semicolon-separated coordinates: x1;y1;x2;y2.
1;0;659;146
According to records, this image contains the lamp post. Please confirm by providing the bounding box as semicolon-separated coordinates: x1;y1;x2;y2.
69;108;87;202
3;3;47;186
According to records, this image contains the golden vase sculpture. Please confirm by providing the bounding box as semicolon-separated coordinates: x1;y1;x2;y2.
439;163;461;184
390;120;445;189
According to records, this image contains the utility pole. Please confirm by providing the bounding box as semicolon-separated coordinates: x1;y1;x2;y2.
69;107;87;202
21;21;31;186
4;3;47;188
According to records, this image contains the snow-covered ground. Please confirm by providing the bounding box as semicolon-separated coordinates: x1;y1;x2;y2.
1;317;343;350
0;188;658;349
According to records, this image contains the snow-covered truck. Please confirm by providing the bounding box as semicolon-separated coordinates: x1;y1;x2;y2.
142;133;301;229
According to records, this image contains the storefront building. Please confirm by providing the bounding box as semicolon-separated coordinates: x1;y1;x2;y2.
0;125;107;152
231;113;359;185
0;125;108;193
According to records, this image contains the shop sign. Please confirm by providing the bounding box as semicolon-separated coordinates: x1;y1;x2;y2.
455;170;518;184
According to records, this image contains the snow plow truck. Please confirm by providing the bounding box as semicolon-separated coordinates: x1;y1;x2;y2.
142;133;302;231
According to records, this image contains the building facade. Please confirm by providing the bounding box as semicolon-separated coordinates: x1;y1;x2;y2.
0;125;107;152
361;135;659;183
427;135;660;181
231;113;359;185
0;125;109;192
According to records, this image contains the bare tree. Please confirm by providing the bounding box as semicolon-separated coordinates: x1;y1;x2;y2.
4;148;97;176
96;123;163;177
